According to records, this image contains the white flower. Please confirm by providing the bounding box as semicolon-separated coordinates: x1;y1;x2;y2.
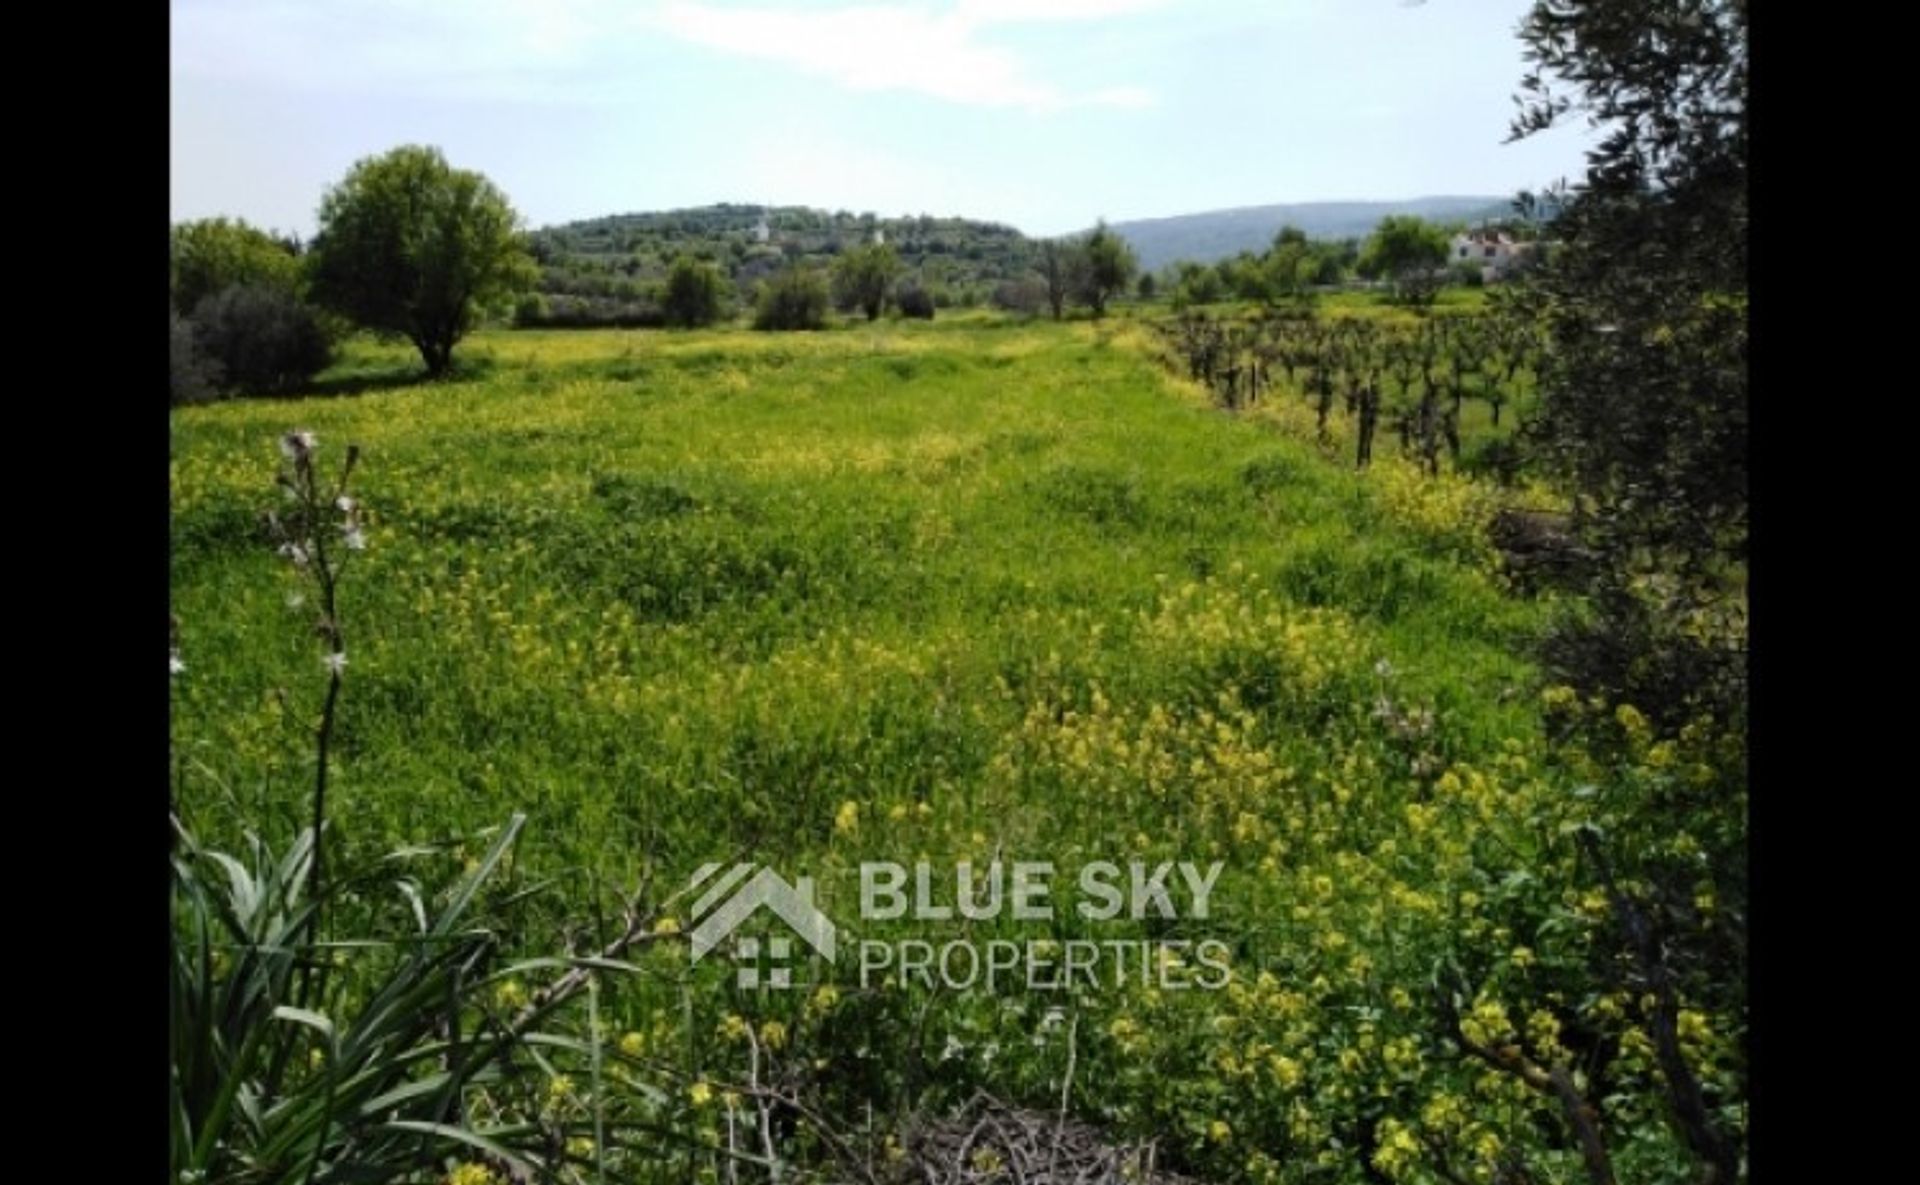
1374;659;1395;678
169;651;186;677
280;430;318;458
286;591;306;610
324;651;348;675
342;526;367;552
279;542;310;567
335;495;357;513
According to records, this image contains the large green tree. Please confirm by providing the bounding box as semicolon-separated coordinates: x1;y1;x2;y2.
1513;0;1747;590
1358;215;1450;304
170;217;302;314
830;243;902;320
308;145;534;376
1449;6;1749;1185
1078;220;1138;318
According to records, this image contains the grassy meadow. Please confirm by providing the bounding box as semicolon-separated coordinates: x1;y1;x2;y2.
170;314;1731;1181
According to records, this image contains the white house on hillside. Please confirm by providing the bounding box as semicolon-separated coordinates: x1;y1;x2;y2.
1450;229;1535;283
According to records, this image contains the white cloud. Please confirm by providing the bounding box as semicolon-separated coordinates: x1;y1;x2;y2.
651;1;1163;111
170;0;1165;110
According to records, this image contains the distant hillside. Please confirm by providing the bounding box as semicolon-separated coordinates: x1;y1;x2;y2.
527;204;1036;320
1102;196;1516;271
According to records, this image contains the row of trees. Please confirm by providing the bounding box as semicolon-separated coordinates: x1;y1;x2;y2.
1156;216;1497;311
988;221;1140;319
516;242;947;330
1161;225;1353;309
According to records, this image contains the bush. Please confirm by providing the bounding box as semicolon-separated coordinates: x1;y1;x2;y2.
514;293;667;329
171;217;302;314
170;308;223;405
896;283;936;320
513;291;550;327
753;265;830;331
991;277;1047;316
1448;260;1487;288
189;284;332;395
662;254;728;328
1458;435;1524;485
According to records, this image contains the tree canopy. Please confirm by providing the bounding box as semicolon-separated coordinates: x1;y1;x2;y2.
1513;0;1747;582
1034;240;1084;321
661;254;729;328
830;243;903;321
170;218;302;314
1079;220;1138;318
307;145;534;376
1358;216;1450;304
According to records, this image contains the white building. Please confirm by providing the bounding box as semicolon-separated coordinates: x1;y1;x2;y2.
1449;228;1535;283
752;216;771;244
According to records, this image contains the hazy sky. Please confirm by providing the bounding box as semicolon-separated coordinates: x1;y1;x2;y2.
171;0;1593;238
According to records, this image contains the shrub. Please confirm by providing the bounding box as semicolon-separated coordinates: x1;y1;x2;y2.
1458;435;1524;485
513;291;550;326
753;265;830;331
189;284;332;395
662;254;728;328
991;277;1047;316
1448;260;1487;288
515;293;667;329
831;244;902;320
171;217;302;314
896;283;936;320
170;308;223;405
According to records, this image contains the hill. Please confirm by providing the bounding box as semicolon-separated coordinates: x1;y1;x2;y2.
527;204;1037;320
1102;196;1515;270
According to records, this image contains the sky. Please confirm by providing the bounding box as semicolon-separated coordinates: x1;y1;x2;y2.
170;0;1594;239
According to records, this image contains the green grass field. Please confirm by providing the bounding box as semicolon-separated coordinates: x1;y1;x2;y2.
169;316;1726;1181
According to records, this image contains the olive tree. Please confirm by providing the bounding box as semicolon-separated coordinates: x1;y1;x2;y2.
1034;240;1086;321
308;145;534;377
1078;220;1138;318
831;243;902;320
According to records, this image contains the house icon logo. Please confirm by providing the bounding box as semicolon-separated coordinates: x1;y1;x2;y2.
687;862;837;989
